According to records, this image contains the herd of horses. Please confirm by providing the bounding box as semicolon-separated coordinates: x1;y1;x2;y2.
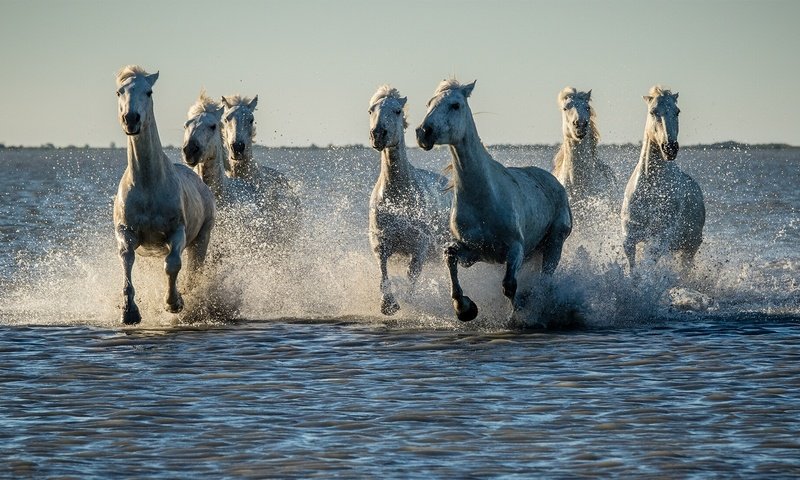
113;65;705;325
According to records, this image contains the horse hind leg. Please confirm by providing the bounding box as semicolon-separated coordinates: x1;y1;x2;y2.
406;235;431;294
186;219;214;290
164;226;187;314
541;227;570;275
445;242;478;322
117;227;141;325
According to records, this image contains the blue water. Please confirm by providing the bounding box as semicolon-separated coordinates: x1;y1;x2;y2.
1;145;799;477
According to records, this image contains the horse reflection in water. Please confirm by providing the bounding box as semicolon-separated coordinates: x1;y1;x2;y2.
367;85;452;315
417;79;572;322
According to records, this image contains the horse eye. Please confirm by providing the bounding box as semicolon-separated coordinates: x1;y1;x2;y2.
676;109;681;115
146;91;153;97
249;118;254;125
650;110;657;116
451;103;460;111
395;109;402;115
210;124;216;131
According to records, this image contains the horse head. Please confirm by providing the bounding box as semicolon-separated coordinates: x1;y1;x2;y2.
115;65;159;136
643;86;680;161
182;91;223;167
416;79;476;151
221;94;258;162
559;87;593;141
368;86;408;150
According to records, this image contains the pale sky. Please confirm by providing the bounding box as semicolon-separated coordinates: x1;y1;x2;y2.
1;0;798;147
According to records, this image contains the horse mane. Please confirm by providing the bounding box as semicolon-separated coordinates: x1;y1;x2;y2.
115;65;149;85
369;85;408;129
222;94;256;109
188;90;221;119
648;85;674;98
433;78;469;97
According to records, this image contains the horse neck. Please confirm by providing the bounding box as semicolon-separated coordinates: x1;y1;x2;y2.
449;113;495;198
228;144;259;179
638;133;669;179
378;136;415;192
555;133;596;183
195;133;227;198
126;116;174;186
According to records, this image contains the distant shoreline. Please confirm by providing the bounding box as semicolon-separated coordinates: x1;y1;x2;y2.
0;141;796;151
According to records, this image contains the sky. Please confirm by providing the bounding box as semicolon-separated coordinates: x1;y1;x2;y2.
1;0;798;148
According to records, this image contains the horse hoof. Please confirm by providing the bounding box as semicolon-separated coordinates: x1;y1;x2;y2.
381;298;400;316
122;306;141;325
454;296;478;322
166;296;184;314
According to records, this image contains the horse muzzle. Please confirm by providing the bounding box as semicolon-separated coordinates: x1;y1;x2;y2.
182;141;201;166
663;141;679;161
229;141;246;159
122;112;141;136
369;128;387;151
416;125;435;151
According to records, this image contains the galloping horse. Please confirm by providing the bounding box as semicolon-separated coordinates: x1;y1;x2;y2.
219;94;301;246
367;85;451;315
621;86;705;271
114;66;216;324
182;90;226;199
416;79;572;321
552;87;615;210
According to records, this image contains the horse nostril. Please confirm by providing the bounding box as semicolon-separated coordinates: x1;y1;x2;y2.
232;141;245;154
183;141;199;157
123;112;140;127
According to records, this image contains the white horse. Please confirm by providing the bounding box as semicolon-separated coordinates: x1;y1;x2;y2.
552;87;615;208
182;90;226;199
368;85;452;315
114;66;216;325
416;80;573;322
621;86;705;271
219;94;301;245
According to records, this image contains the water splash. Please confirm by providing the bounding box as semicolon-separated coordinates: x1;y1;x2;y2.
1;146;798;329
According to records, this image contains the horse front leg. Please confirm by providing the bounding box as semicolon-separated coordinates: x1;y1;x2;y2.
164;226;187;314
117;226;141;325
622;235;637;273
378;244;400;316
503;242;524;308
407;234;430;295
444;242;478;322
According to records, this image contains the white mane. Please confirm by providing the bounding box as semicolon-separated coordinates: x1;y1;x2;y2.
648;85;675;98
222;94;256;109
115;65;150;86
188;90;221;119
369;84;408;129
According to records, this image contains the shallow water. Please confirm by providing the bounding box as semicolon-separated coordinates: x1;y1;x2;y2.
1;145;799;476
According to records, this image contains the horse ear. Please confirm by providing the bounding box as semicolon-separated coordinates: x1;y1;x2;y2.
642;95;653;103
587;89;592;100
248;95;258;110
146;71;159;86
399;96;408;107
462;80;476;98
221;96;232;109
673;92;679;100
